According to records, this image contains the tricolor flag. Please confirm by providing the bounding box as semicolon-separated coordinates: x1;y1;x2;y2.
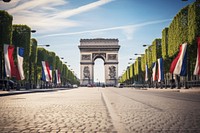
16;47;25;80
152;62;157;81
145;64;148;81
41;61;51;82
50;66;53;82
194;37;200;75
4;44;17;78
41;67;46;81
55;69;61;84
58;70;61;84
170;43;187;76
157;58;164;82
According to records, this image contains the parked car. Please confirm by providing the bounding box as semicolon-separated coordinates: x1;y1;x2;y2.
117;83;124;88
132;82;144;88
73;84;78;88
0;79;17;90
87;84;93;87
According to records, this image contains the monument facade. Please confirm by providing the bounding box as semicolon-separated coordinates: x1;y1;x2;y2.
78;38;120;86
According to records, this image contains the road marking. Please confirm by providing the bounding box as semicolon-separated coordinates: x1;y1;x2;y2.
101;91;127;133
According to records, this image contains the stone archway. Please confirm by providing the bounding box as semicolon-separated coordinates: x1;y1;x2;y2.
78;38;120;86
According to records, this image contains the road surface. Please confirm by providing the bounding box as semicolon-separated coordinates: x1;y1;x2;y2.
0;87;200;133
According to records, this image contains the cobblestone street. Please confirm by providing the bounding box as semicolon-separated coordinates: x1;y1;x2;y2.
0;88;116;133
102;88;200;133
0;87;200;133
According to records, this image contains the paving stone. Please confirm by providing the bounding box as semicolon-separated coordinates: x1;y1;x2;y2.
0;88;115;132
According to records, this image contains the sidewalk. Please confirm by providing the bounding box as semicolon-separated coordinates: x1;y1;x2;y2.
0;88;72;97
146;87;200;93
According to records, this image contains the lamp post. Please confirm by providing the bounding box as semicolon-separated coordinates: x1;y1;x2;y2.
38;44;50;47
129;58;137;61
143;44;151;47
26;30;36;89
134;53;144;56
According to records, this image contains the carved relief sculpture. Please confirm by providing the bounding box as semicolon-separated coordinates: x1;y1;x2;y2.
108;54;117;60
92;53;106;60
109;66;116;79
83;66;90;79
82;55;91;60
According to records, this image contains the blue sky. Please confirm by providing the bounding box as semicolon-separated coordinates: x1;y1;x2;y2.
0;0;196;82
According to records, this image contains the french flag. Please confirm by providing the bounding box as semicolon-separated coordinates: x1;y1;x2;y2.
4;44;17;78
16;47;25;80
41;61;51;82
55;69;61;84
170;43;187;76
145;64;148;81
152;62;157;81
194;37;200;75
50;66;53;82
157;58;164;82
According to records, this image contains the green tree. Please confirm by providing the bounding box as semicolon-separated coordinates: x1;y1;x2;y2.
0;10;13;79
30;38;38;87
12;25;31;84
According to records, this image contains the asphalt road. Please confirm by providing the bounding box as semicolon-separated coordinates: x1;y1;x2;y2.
0;87;200;133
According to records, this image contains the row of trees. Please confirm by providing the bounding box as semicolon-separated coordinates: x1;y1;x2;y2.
0;10;79;89
119;0;200;88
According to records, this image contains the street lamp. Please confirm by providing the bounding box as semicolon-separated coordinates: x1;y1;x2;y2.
143;44;151;47
134;53;144;56
129;58;136;60
28;30;36;89
38;44;50;47
31;30;36;33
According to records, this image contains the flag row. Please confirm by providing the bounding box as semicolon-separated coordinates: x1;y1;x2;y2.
41;61;61;84
3;44;62;84
121;37;200;83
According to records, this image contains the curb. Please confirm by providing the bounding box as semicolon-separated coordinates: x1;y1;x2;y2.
146;88;200;93
180;89;200;93
147;88;180;92
0;88;72;97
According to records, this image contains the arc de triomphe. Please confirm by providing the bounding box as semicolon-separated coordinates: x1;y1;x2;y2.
78;38;120;86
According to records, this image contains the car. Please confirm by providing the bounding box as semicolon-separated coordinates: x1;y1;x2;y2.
73;84;78;88
117;83;124;88
0;79;17;90
132;82;144;88
87;84;93;87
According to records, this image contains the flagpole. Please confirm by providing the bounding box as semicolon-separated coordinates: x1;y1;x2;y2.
185;46;189;89
0;45;4;90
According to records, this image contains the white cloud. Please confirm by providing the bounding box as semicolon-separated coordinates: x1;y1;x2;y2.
122;27;136;40
7;0;66;14
39;19;172;39
1;0;114;33
49;0;114;19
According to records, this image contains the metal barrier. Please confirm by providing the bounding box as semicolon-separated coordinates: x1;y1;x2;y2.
187;81;200;88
